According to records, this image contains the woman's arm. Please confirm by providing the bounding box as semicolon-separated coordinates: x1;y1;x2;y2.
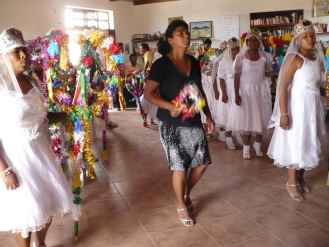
213;78;220;100
144;80;172;111
219;78;228;103
234;73;241;105
233;54;242;105
278;55;301;129
320;60;326;97
0;153;19;190
197;85;214;133
0;154;8;171
144;80;181;117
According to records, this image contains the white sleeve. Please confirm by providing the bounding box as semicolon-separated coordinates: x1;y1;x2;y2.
210;58;220;83
233;53;244;75
217;60;226;81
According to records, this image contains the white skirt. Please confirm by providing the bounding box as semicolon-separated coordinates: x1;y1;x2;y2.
227;79;272;134
267;89;328;170
214;78;235;129
140;95;158;120
0;128;73;237
201;75;217;123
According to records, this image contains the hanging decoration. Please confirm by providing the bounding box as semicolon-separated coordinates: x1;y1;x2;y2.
26;29;117;238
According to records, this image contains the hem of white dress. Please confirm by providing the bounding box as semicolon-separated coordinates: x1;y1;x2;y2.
227;129;267;135
10;217;53;238
3;209;71;239
271;162;319;171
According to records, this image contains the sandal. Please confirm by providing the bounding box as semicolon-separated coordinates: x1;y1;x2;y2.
286;182;304;202
243;145;251;160
32;243;47;247
177;208;194;227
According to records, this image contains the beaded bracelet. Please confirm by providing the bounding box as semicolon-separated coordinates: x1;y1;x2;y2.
0;167;12;178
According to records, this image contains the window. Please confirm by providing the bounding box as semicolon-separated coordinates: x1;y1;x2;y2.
65;6;114;30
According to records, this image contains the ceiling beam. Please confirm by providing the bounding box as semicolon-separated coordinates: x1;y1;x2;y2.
109;0;178;5
134;0;178;5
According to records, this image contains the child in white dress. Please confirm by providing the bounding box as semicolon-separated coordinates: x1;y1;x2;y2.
267;21;328;201
214;38;240;149
227;33;272;159
0;28;73;247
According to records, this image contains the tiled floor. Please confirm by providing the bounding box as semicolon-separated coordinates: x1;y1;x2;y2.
1;111;329;247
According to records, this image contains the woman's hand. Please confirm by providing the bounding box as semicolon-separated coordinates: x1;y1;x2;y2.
3;171;19;190
222;92;228;103
280;115;290;130
206;117;215;134
169;104;183;118
235;94;241;106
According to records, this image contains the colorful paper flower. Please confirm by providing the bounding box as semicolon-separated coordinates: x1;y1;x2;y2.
48;41;59;58
82;56;94;67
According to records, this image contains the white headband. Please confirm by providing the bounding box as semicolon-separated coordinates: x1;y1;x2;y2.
294;22;315;37
227;38;239;49
0;28;26;54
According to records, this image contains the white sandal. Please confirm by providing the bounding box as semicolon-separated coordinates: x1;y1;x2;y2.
243;145;251;160
32;243;47;247
286;182;304;202
253;142;264;157
177;208;194;227
226;137;236;150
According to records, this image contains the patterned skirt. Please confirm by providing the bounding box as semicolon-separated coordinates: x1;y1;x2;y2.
159;122;211;171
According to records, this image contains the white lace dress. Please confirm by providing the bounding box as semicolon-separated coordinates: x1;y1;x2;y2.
0;86;73;237
267;56;328;170
201;56;220;124
227;56;272;133
214;59;235;129
140;94;158;120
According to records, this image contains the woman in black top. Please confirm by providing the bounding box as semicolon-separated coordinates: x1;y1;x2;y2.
144;20;214;227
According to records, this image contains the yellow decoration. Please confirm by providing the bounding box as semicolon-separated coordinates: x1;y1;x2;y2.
47;68;54;101
197;98;206;110
89;31;105;48
206;48;216;57
78;34;86;47
59;36;70;71
91;91;109;118
72;162;82;189
82;119;96;180
325;47;329;56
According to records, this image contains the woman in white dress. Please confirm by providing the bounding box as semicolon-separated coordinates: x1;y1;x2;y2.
199;39;219;129
214;38;240;149
227;33;272;159
267;21;328;201
0;28;73;247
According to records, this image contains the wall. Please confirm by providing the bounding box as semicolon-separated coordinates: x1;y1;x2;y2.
129;0;318;41
1;0;328;45
0;0;134;43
